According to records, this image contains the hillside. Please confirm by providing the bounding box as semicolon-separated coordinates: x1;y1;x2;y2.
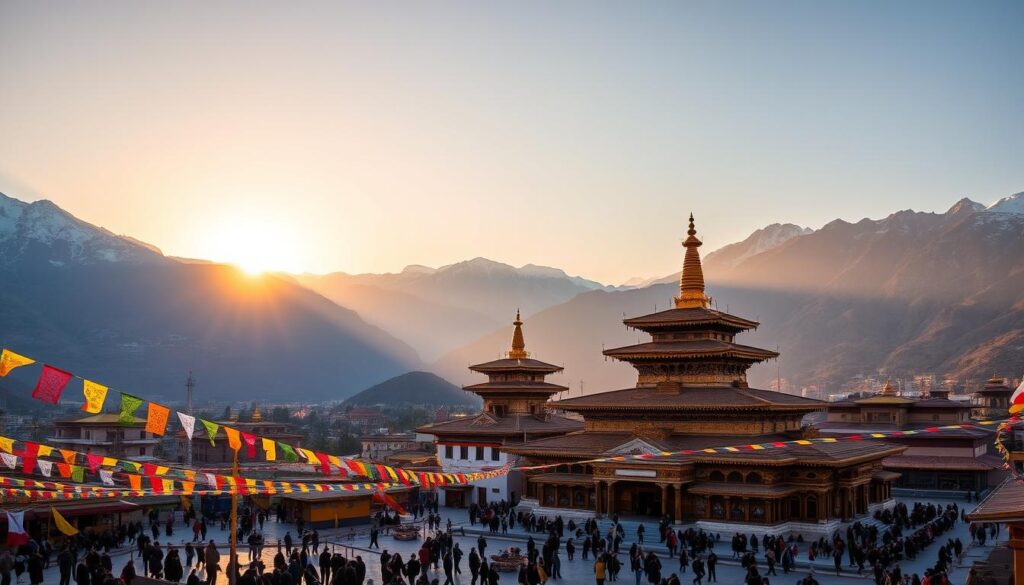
0;192;421;402
298;258;613;360
434;192;1024;394
342;371;480;407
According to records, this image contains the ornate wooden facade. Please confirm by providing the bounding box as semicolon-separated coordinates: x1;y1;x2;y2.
505;215;903;527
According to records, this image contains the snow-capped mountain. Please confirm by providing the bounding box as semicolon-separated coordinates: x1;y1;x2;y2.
0;192;162;266
703;223;814;272
985;191;1024;214
0;191;420;401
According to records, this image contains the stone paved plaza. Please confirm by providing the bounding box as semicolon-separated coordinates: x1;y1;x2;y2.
35;496;1002;585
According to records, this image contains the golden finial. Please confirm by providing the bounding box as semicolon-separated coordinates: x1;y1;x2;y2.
508;310;528;359
674;213;711;309
880;379;896;396
250;404;263;423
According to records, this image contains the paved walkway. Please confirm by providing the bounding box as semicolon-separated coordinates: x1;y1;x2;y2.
34;497;1005;585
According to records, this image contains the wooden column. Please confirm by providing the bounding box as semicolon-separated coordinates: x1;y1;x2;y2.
1009;524;1024;585
606;481;616;516
595;482;603;514
674;484;683;523
661;484;669;516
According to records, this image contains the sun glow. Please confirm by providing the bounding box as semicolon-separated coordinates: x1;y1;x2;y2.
200;217;302;275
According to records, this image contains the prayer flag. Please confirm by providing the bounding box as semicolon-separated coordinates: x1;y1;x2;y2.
1011;378;1024;413
128;474;142;490
201;420;219;446
279;442;298;462
241;432;257;458
5;512;29;545
86;454;102;473
178;412;196;440
81;380;108;413
0;453;16;470
224;427;241;452
0;349;34;377
51;507;79;536
119;393;144;425
145;402;170;436
70;466;84;483
262;438;276;461
31;365;73;405
99;470;114;486
60;450;76;465
0;437;12;454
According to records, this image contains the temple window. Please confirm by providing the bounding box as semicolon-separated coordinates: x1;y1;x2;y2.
709;471;725;482
746;472;763;484
445;445;454;459
727;471;743;483
789;497;801;519
730;500;744;520
490;447;500;461
710;497;725;519
475;446;484;460
460;446;468;459
751;500;765;520
574;489;585;507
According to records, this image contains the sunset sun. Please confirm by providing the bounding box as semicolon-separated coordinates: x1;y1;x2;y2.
201;217;301;275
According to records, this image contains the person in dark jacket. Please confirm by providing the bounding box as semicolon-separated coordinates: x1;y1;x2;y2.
75;558;91;585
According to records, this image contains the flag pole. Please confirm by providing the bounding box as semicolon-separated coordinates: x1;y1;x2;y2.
229;448;239;585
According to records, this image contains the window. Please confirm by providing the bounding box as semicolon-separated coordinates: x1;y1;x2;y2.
475;446;484;461
490;447;500;461
444;445;453;459
460;446;469;460
139;448;146;456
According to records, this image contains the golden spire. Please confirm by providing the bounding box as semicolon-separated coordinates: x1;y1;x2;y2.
880;379;896;396
508;309;529;359
674;213;711;309
250;404;263;423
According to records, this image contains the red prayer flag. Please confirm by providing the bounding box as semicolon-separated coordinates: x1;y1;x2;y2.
241;433;257;458
31;365;73;405
21;456;35;475
345;459;362;475
142;463;157;477
86;454;103;473
316;452;331;474
149;476;163;493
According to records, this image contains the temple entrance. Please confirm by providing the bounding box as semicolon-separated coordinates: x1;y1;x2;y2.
613;482;663;517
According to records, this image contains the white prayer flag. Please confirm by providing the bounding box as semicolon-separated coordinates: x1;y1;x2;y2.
178;412;196;440
100;469;115;486
38;460;53;477
0;453;16;469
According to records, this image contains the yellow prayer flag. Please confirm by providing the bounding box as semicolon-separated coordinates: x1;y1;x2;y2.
262;438;277;461
0;349;34;377
101;457;117;467
299;448;317;462
162;479;174;492
81;380;108;414
51;507;79;536
225;427;241;452
37;445;53;457
329;455;341;469
155;466;169;476
0;437;13;453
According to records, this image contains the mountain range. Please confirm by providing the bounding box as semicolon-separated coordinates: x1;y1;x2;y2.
433;193;1024;394
4;188;1024;405
296;258;612;361
0;192;419;402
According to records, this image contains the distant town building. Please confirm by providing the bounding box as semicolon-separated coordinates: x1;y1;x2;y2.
360;432;424;461
418;311;583;508
50;414;161;461
822;380;1002;491
175;405;303;465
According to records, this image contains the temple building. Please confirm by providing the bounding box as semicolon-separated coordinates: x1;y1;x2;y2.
822;381;1003;492
175;405;304;465
505;215;904;534
973;374;1015;420
417;312;583;508
50;414;162;461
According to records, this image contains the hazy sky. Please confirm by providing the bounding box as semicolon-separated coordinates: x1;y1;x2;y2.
2;1;1022;283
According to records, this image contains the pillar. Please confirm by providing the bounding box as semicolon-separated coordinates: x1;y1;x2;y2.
674;484;683;523
606;481;616;516
661;484;669;516
1008;524;1024;585
595;482;603;514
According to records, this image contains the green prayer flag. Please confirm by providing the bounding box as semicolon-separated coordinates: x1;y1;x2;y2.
119;393;144;425
122;461;139;473
71;465;84;483
201;419;219;447
279;442;298;463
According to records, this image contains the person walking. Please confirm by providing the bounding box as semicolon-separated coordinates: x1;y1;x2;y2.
594;556;607;585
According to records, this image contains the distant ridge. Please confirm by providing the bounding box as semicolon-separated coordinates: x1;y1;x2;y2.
343;371;481;407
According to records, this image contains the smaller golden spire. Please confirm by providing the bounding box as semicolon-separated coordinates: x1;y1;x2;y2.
508;309;529;359
250;404;263;423
880;379;896;396
675;213;711;309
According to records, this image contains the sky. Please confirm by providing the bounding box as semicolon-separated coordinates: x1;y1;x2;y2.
1;1;1022;284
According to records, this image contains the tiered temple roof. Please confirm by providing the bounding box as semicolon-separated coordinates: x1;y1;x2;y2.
417;312;582;442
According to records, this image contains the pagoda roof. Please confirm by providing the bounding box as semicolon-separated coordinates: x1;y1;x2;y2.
550;386;821;413
416;412;582;439
968;479;1024;523
468;357;563;374
883;454;1004;472
603;340;778;362
506;430;902;467
817;422;994;438
463;381;568;393
623;307;760;332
